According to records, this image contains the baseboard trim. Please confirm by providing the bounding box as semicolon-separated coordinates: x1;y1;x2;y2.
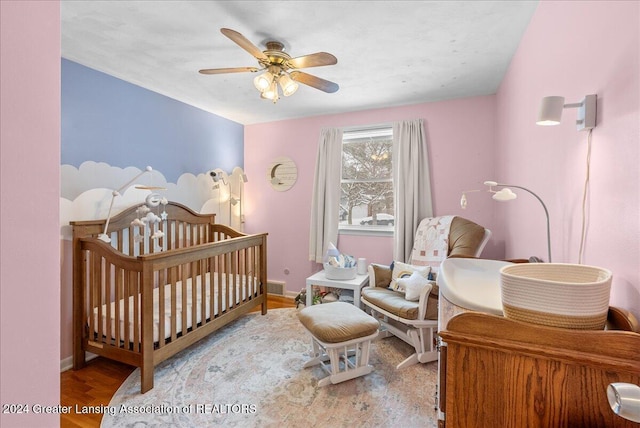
60;352;98;372
284;290;299;299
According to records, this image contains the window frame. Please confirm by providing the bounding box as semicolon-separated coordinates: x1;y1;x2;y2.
338;125;394;236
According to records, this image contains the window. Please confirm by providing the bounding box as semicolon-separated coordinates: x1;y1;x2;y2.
339;126;394;234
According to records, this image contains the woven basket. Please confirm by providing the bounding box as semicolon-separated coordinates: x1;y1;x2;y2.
500;263;612;330
324;264;357;280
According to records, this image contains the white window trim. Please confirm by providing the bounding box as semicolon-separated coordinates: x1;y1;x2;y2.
339;125;394;236
338;225;394;236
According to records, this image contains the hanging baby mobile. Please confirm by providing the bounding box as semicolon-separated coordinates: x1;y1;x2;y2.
130;193;169;248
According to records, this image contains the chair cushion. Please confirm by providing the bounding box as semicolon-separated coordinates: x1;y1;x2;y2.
362;287;438;320
448;216;486;258
297;302;379;343
372;264;393;288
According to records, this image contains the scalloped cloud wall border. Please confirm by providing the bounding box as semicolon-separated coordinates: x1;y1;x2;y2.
59;161;238;240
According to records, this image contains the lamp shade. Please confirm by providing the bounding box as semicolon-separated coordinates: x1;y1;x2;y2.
261;80;279;101
253;71;274;91
279;72;299;97
537;96;565;125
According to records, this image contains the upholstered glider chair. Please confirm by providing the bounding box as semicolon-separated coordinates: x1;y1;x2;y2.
361;216;491;369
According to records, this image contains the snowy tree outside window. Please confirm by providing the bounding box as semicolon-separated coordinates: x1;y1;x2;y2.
339;127;394;232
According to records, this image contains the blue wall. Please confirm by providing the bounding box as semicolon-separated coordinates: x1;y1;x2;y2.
61;59;243;182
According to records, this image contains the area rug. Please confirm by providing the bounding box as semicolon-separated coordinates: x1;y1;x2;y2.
102;308;439;428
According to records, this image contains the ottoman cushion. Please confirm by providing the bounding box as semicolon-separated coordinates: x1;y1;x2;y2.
298;302;379;343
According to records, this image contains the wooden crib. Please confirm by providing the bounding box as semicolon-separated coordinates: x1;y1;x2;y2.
71;201;267;393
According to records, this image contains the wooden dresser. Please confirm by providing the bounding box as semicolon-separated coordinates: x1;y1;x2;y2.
437;310;640;427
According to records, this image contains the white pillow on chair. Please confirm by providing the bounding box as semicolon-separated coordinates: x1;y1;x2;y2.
389;261;430;292
397;271;432;301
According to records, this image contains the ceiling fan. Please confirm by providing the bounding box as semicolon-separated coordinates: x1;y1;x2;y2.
199;28;339;103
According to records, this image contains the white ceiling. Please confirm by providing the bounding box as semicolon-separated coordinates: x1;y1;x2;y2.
61;1;539;125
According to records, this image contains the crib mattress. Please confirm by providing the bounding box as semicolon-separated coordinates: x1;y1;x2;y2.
91;273;256;344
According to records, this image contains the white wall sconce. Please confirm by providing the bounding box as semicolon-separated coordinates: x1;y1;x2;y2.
461;181;551;262
536;94;597;131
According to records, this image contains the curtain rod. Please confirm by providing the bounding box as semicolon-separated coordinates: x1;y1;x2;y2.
342;122;393;133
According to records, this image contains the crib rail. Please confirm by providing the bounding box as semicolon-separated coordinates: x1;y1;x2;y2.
71;202;268;390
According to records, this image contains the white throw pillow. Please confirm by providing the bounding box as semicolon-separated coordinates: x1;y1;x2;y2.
397;271;432;301
389;262;430;292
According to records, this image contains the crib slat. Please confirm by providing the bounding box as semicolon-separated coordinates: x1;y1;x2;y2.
231;250;237;307
200;258;206;326
173;221;178;251
256;245;261;297
217;254;223;317
132;271;140;352
252;246;257;298
242;247;248;298
191;260;197;331
117;229;122;253
115;266;122;349
181;264;188;336
105;261;112;346
158;269;165;348
123;268;130;349
242;247;249;299
88;252;95;343
208;256;215;322
170;266;177;342
226;252;232;311
167;221;174;251
182;222;187;249
129;226;134;258
95;254;104;343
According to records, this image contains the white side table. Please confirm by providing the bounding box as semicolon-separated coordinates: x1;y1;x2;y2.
305;270;370;309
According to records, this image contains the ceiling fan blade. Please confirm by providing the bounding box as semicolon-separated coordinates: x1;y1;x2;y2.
290;71;339;93
287;52;337;69
199;67;259;75
220;28;268;62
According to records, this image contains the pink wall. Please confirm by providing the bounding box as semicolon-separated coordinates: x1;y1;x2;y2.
495;1;639;318
244;96;498;295
1;1;61;427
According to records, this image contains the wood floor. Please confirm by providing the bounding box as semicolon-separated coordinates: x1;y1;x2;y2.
60;295;296;428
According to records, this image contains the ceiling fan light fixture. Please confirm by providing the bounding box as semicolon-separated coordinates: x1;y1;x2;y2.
261;80;279;103
253;71;274;91
201;28;339;104
279;72;299;97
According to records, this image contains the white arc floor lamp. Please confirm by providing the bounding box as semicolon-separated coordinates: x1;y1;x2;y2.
461;180;552;262
98;166;153;243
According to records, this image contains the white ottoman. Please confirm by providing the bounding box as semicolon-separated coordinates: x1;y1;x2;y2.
297;302;379;387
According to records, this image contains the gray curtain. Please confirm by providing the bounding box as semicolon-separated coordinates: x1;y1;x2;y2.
309;128;343;262
392;119;433;262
